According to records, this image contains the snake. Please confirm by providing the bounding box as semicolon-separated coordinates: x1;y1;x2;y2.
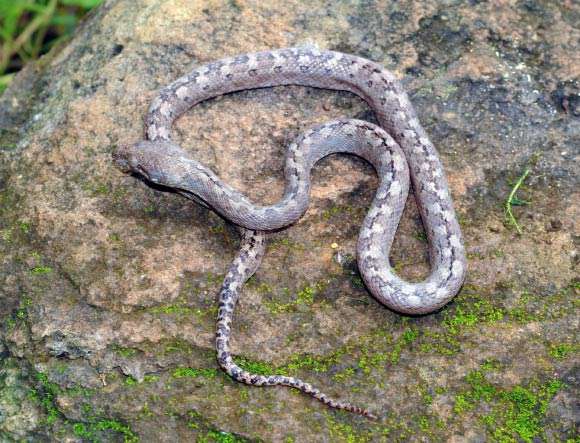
113;46;467;419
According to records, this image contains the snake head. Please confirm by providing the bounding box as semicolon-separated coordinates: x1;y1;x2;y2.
113;140;188;185
112;143;139;173
113;139;216;210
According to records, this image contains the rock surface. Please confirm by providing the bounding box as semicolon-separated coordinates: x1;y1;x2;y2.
0;0;578;441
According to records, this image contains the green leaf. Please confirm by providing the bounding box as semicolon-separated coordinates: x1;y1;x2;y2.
59;0;104;8
49;12;77;27
0;2;29;41
0;73;14;94
510;197;529;206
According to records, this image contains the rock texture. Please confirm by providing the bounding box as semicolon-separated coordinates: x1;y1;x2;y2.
0;0;578;441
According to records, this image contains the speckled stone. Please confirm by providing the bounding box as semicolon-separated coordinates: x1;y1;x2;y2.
0;0;577;441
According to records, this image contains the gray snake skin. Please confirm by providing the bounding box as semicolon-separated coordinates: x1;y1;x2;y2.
114;47;467;418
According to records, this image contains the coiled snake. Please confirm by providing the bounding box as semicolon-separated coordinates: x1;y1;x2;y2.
113;47;467;418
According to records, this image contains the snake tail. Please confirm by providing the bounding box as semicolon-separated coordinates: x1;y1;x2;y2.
215;230;377;419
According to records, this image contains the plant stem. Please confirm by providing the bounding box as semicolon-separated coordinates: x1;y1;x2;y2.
504;168;530;235
0;0;57;74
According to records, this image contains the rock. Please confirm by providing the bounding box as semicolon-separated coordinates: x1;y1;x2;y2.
0;359;42;439
0;0;578;441
546;219;563;232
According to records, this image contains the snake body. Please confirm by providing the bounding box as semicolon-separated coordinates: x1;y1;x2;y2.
114;47;467;418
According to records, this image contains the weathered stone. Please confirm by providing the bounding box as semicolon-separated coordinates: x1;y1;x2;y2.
0;0;577;441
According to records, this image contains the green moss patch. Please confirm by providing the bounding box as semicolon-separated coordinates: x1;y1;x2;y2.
452;362;565;442
172;367;219;379
262;281;328;314
184;410;255;442
547;343;576;360
29;371;138;442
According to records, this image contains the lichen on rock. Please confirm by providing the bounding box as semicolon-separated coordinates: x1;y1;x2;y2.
0;0;578;441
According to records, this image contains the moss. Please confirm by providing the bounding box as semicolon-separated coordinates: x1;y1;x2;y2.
296;284;322;305
235;357;279;376
142;375;159;383
29;366;97;402
453;361;501;415
246;278;274;294
452;362;565;442
466;251;485;260
149;304;198;316
332;367;356;382
19;279;565;441
547;343;575;360
29;372;61;425
112;344;138;358
66;385;96;398
321;205;343;220
453;394;471;414
320;204;361;221
491;248;505;258
443;307;479;333
172;367;219;379
402;328;419;343
0;188;19;217
7;295;33;328
325;413;371;443
349;274;365;289
0;227;13;242
506;307;537;323
263;281;327;314
206;272;225;287
441;290;505;336
283;347;348;374
184;410;253;442
492;380;564;443
411;282;573;361
198;430;250;443
418;416;430;432
4;316;16;330
465;369;498;402
30;265;52;274
72;419;138;443
227;326;418;383
447;282;577;328
417;384;434;407
145;290;218;320
109;232;121;242
82;180;111;197
388;328;418;365
163;339;195;355
355;327;417;371
124;376;138;386
339;253;366;290
413;231;428;243
322;412;402;443
231;344;352;380
219;326;417;388
30;370;138;442
268;237;304;251
137;403;154;419
209;222;226;234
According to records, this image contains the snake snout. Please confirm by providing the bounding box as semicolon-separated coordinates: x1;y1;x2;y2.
112;143;139;173
113;140;182;186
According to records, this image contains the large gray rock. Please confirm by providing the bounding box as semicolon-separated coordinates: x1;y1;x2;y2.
0;0;577;441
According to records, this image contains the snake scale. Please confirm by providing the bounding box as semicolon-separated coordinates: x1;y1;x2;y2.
113;46;467;418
